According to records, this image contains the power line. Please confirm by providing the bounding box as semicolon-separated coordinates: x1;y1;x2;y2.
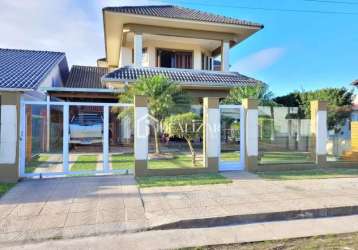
164;0;358;15
304;0;358;5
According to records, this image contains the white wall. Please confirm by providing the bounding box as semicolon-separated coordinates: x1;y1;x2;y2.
0;105;17;164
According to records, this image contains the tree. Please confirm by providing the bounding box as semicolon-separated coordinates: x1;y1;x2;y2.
275;88;354;132
163;112;201;166
221;83;275;105
119;76;191;154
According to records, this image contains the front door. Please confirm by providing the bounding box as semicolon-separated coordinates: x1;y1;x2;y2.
219;105;245;171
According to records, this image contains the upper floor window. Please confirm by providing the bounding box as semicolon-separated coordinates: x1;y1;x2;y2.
156;49;193;69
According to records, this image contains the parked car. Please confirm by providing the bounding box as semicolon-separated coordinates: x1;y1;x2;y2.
69;113;103;145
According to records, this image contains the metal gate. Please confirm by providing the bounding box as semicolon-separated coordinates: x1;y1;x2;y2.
219;105;245;171
19;100;133;178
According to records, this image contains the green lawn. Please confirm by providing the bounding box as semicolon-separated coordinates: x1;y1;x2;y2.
149;153;204;169
191;232;358;250
111;153;134;170
0;183;15;197
26;154;50;173
257;168;358;180
71;155;97;172
259;151;313;164
137;173;232;188
220;151;240;161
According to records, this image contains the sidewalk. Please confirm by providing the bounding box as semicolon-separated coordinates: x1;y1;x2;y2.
7;214;358;250
2;172;358;245
141;172;358;228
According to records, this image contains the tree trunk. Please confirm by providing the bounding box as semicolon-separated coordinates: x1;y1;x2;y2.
153;124;160;154
186;138;196;167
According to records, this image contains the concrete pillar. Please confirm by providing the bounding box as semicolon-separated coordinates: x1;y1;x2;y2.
311;100;328;167
242;98;258;171
133;32;143;67
0;92;21;183
121;116;131;144
203;97;220;172
134;95;149;176
221;40;230;72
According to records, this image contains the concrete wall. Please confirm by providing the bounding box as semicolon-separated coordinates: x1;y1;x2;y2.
0;91;21;183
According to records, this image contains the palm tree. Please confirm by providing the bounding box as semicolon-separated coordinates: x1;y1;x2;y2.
119;75;191;154
221;84;274;105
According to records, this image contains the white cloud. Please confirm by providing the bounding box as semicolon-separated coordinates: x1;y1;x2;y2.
231;47;286;74
0;0;163;66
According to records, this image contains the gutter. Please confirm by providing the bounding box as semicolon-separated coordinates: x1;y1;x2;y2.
42;87;124;93
0;88;32;92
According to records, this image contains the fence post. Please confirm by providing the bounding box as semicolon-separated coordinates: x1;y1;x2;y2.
203;97;220;172
310;100;328;167
242;98;258;171
134;95;149;176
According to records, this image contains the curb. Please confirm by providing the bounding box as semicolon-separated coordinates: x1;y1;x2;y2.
149;205;358;230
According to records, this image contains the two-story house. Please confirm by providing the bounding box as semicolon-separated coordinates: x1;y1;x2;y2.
49;5;264;103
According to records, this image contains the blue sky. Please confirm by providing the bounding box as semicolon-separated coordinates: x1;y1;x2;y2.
171;0;358;96
0;0;357;96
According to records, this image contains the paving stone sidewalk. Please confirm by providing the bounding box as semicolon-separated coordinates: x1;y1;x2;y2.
2;172;358;245
140;172;358;227
0;176;146;244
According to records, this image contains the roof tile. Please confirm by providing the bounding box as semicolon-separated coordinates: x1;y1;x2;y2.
0;48;67;90
102;66;261;88
103;5;263;28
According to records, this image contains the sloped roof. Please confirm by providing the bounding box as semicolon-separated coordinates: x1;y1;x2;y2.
103;5;263;28
65;65;109;89
102;66;261;88
0;48;67;90
352;79;358;86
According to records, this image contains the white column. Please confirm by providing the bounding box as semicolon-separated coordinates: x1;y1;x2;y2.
121;117;131;143
243;99;258;170
203;97;220;171
246;109;258;157
133;32;143;67
0;105;17;164
103;106;109;172
206;109;220;158
221;40;230;72
46;95;50;152
134;106;148;161
63;104;69;173
193;48;201;70
316;110;328;156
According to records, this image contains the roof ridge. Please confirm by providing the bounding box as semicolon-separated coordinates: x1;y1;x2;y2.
103;5;173;10
0;47;65;55
103;5;263;28
71;65;109;69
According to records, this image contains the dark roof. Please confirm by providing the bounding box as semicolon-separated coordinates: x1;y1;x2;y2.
103;5;263;28
0;48;67;90
102;66;261;88
353;79;358;86
65;65;109;89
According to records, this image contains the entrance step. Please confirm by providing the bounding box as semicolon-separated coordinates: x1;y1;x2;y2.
149;205;358;230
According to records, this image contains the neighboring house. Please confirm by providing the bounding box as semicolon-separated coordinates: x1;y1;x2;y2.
48;5;264;103
0;48;68;182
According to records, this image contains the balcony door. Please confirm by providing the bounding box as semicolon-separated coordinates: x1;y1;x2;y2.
157;49;193;69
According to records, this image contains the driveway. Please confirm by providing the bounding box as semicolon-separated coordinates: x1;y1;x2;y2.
0;176;146;244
